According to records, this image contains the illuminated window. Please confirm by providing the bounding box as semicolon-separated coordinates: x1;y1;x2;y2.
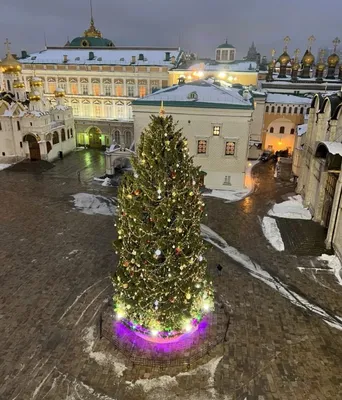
225;141;236;156
115;84;123;97
70;82;78;94
48;82;56;93
212;125;221;136
92;83;100;96
279;126;285;134
139;86;147;98
197;140;207;154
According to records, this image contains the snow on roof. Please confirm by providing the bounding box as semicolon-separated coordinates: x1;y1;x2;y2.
185;60;257;73
297;124;308;136
266;93;312;104
134;80;252;107
19;48;181;67
317;141;342;156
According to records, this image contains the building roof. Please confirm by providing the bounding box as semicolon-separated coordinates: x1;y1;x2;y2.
175;60;257;73
18;47;182;67
132;79;253;110
266;93;312;105
316;141;342;156
217;42;235;49
68;36;114;48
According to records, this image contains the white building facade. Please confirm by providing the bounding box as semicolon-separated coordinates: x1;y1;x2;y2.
132;79;254;190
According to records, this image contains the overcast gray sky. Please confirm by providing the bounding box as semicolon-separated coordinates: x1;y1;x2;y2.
1;0;341;59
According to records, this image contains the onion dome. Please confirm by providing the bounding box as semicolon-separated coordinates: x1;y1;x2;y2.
278;51;291;66
29;90;41;101
292;61;300;71
55;88;65;98
0;52;21;74
13;80;25;89
327;53;339;67
301;49;315;66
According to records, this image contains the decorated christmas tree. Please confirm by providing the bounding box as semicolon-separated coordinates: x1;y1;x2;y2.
113;113;213;340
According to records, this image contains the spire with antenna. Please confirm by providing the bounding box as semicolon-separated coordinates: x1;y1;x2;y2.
90;0;94;25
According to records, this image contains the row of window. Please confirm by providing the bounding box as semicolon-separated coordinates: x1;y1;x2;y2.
265;105;310;115
68;102;131;119
269;126;295;134
197;140;236;156
52;128;73;144
0;121;21;131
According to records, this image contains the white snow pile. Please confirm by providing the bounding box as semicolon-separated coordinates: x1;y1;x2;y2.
268;195;312;220
102;177;112;187
126;356;223;400
201;224;342;331
318;254;342;286
203;188;250;203
83;326;127;377
0;164;11;171
261;217;284;251
71;193;115;216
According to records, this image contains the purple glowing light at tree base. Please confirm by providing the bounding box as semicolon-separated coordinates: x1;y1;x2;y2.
113;317;209;353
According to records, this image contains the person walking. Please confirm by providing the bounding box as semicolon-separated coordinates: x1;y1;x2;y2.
217;263;223;276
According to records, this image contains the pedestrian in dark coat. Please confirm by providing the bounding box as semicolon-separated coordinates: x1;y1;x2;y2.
217;264;223;275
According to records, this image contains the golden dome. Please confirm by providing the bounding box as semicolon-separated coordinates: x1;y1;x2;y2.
29;90;41;101
0;52;22;74
292;62;300;71
327;53;339;67
301;50;315;66
55;88;65;97
278;51;291;66
30;77;43;87
316;62;325;71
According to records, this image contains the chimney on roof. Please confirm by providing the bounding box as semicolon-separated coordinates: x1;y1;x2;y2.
63;54;68;63
171;55;176;64
21;50;28;59
88;51;95;60
131;55;136;64
138;53;144;61
165;52;171;61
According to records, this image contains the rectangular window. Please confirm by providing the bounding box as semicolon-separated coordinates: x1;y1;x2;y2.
20;141;23;148
229;50;234;61
216;50;221;61
225;141;236;156
212;125;221;136
94;105;101;118
70;82;78;95
72;103;79;116
17;121;21;131
104;85;112;96
115;85;123;97
117;105;124;119
222;50;228;61
92;83;100;96
139;86;147;98
105;104;112;118
81;83;89;95
83;103;90;117
48;82;56;94
197;140;207;154
223;175;231;186
58;82;66;91
127;85;135;97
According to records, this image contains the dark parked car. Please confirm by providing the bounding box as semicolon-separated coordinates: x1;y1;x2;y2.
259;150;273;162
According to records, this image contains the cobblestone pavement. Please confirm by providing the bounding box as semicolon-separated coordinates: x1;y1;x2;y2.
0;151;341;400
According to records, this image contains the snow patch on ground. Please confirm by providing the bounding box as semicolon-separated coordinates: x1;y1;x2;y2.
83;326;127;377
203;161;258;203
201;224;342;331
268;195;311;220
72;193;115;216
261;216;284;251
127;356;223;400
318;254;342;286
102;177;112;187
0;164;11;171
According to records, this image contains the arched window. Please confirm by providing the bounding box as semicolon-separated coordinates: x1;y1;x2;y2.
124;131;132;147
113;130;120;144
61;129;66;142
271;106;275;113
300;107;304;114
47;142;52;153
290;128;295;134
52;131;59;144
283;106;287;113
266;106;269;112
294;107;298;114
277;106;281;113
288;107;292;114
270;127;274;133
279;126;285;134
67;129;70;139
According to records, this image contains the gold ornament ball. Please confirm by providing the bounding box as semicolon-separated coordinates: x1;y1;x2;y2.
186;293;191;300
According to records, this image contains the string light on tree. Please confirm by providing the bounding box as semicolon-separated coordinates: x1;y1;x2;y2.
113;112;213;342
